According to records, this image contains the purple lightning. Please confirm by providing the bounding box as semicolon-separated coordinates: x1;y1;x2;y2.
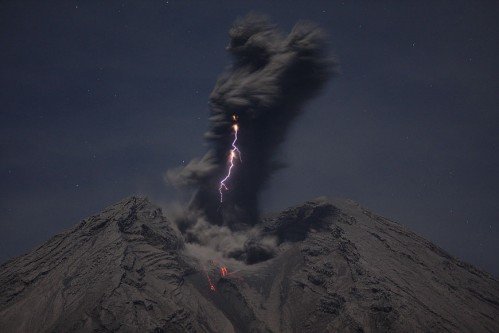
219;115;241;203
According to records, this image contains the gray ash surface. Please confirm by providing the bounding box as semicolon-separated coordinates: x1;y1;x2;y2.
1;197;498;332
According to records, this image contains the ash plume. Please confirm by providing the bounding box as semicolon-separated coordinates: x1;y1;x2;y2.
168;13;336;262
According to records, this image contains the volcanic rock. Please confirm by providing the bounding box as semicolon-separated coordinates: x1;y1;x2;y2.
1;196;498;332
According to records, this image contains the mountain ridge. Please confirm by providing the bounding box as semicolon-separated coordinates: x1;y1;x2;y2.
1;196;498;332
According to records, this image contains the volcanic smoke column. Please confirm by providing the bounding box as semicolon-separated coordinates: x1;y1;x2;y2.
168;13;336;228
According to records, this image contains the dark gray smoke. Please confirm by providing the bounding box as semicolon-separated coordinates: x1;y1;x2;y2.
168;13;335;263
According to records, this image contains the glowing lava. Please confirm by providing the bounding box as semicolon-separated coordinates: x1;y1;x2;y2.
218;114;241;203
220;266;228;277
203;260;243;292
204;269;216;291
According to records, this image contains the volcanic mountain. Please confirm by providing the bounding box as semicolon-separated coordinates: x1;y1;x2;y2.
0;197;498;332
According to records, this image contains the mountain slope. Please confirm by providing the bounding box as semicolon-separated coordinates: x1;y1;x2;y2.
0;197;497;332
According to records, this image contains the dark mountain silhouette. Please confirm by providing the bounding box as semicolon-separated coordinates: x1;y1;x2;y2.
1;197;498;332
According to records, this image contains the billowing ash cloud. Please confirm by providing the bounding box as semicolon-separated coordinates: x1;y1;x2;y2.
167;13;336;263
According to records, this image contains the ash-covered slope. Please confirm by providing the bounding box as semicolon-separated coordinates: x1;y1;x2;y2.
1;197;498;332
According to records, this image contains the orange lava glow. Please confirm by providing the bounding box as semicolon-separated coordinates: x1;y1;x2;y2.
220;266;228;277
203;260;244;292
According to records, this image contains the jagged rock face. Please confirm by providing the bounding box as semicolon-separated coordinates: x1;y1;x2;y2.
0;198;194;332
1;197;498;332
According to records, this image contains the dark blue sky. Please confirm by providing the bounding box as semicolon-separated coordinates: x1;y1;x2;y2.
1;1;498;275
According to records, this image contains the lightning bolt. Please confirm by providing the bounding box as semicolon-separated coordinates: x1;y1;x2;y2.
218;115;241;203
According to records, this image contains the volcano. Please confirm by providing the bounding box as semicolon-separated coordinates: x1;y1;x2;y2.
0;197;498;332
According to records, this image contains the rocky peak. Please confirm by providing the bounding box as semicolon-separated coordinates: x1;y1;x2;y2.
0;196;498;333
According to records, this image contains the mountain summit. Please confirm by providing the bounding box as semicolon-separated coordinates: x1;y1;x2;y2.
1;197;498;332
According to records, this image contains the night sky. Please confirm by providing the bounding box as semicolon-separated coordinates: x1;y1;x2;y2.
1;1;498;275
